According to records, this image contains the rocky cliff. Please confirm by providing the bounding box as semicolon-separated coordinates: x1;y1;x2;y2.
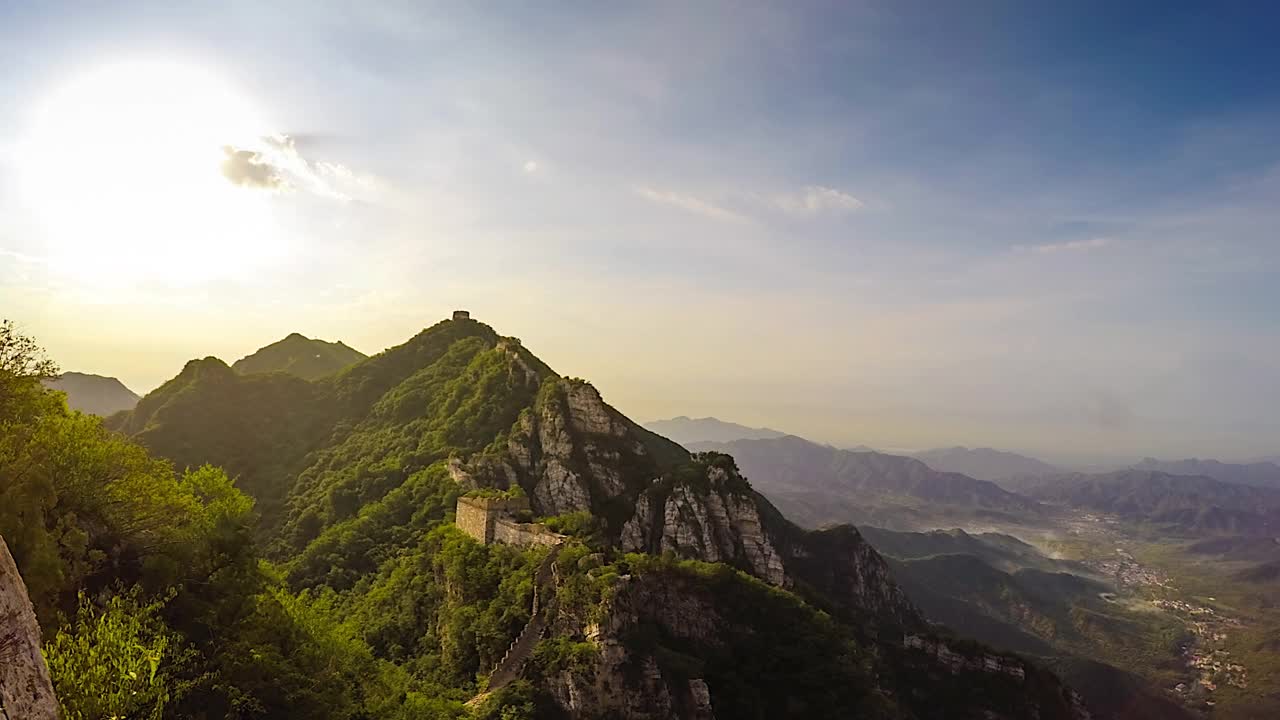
0;536;59;720
462;377;917;626
535;560;1088;720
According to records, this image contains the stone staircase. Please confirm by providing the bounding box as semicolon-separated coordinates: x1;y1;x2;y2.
468;542;565;706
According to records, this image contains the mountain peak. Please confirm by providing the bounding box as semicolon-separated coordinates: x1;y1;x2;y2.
43;371;140;416
643;415;789;445
232;333;367;381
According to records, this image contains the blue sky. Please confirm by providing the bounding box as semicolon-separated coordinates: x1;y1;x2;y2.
1;1;1278;461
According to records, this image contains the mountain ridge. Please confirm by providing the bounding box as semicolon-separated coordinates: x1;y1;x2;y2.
642;415;789;445
913;446;1060;482
231;332;367;381
1130;456;1280;489
691;436;1040;530
107;315;1089;718
42;371;140;416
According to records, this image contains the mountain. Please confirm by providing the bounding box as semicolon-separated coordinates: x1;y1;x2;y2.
861;527;1194;720
642;415;788;445
231;332;366;380
111;315;1090;719
691;436;1039;530
913;446;1060;482
1006;470;1280;535
1131;457;1280;489
42;371;139;416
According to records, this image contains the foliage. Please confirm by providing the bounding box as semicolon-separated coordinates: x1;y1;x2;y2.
46;589;192;720
538;511;602;544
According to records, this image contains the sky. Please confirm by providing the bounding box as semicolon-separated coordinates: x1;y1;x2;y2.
1;1;1278;463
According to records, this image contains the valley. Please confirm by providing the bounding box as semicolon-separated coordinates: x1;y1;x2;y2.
858;502;1280;720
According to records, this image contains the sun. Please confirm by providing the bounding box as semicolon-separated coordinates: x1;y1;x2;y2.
14;59;282;286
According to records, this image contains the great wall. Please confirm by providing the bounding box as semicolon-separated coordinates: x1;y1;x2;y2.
456;495;568;705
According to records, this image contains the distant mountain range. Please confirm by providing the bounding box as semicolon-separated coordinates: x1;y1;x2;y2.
42;371;140;416
1130;457;1280;489
912;446;1060;481
1005;469;1280;535
232;333;366;381
642;415;789;445
690;435;1037;530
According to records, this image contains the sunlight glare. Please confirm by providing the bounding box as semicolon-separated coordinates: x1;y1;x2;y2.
15;59;284;287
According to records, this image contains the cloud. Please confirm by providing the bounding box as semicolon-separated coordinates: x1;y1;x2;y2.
221;134;363;199
773;185;863;216
220;146;286;190
1017;237;1112;254
523;160;539;173
634;185;747;223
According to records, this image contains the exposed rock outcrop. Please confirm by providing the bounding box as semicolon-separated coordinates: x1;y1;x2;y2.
542;574;725;720
477;379;654;517
0;536;59;720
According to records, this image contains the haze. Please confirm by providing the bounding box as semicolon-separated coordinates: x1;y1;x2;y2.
2;2;1277;461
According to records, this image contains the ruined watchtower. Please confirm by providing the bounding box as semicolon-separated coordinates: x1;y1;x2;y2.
453;310;471;320
455;495;566;547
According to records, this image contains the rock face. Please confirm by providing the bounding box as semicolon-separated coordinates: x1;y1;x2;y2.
543;574;726;720
473;379;916;625
484;379;655;517
624;467;786;587
0;536;59;720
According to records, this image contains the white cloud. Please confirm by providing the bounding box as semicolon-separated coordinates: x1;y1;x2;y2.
633;185;747;223
774;185;863;216
1017;237;1112;254
523;160;539;173
236;133;372;202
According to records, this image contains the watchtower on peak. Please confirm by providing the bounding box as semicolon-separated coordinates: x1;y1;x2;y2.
452;310;471;321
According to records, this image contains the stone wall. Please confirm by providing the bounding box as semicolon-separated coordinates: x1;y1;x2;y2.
456;496;563;547
0;536;59;720
903;634;1027;680
493;519;566;547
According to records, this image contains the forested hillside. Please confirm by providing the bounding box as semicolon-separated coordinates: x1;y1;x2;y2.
3;317;1090;719
231;332;367;380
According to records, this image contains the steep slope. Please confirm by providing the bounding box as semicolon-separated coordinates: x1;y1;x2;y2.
42;371;139;415
232;332;366;380
692;436;1039;530
914;446;1060;482
1131;457;1280;489
537;553;1088;720
1007;470;1280;535
114;315;1089;718
642;415;787;445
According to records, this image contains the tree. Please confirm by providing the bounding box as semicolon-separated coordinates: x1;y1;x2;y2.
0;319;58;422
45;590;192;720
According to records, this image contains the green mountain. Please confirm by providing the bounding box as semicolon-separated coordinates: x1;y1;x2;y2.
231;332;367;380
43;371;140;415
690;436;1040;530
104;314;1090;719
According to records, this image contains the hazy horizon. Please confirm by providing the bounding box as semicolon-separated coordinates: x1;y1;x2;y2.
4;2;1279;460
